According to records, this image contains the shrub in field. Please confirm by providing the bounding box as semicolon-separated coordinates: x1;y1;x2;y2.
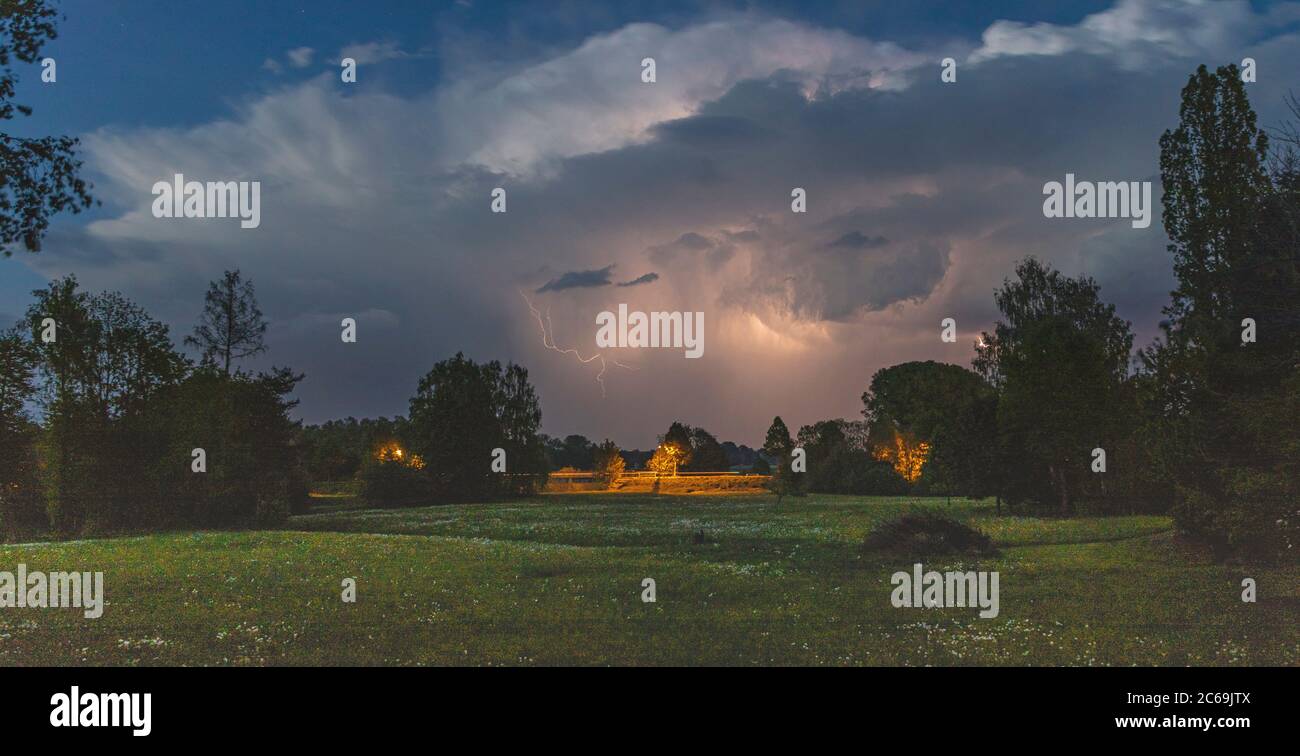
862;511;997;559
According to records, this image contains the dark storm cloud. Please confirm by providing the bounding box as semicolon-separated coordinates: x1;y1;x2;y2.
723;229;952;322
617;272;659;287
828;231;888;249
536;265;615;292
724;229;760;243
646;232;737;269
649;114;775;147
626;46;1255;326
675;232;713;250
1076;223;1177;345
512;48;1201;325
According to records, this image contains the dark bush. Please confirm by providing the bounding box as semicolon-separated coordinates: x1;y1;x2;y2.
862;511;997;559
358;458;430;507
844;457;911;496
138;367;307;529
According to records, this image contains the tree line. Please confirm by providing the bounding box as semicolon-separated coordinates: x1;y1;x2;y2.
305;421;767;483
762;65;1299;560
0;271;307;538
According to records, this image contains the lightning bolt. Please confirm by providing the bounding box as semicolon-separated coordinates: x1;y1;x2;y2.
519;289;634;397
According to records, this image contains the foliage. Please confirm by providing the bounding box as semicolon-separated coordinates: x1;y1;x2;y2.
761;415;804;503
139;367;308;529
863;361;996;495
646;443;686;476
25;277;189;533
646;421;692;476
592;438;625;488
720;440;762;469
0;0;95;256
407;352;547;501
1;276;305;537
542;433;596;470
974;258;1135;514
1148;64;1300;559
644;421;731;474
28;276;190;419
685;426;729;472
795;418;906;496
358;454;429;507
761;416;794;466
300;416;410;482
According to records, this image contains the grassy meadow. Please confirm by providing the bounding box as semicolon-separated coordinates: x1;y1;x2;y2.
1;492;1296;666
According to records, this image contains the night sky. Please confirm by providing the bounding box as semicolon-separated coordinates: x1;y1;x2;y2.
4;0;1300;447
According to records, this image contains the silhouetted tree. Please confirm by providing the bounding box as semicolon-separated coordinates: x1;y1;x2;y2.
545;434;595;470
6;276;305;536
974;258;1133;514
301;416;412;481
408;352;546;501
593;439;625;488
27;276;188;533
1147;64;1300;557
762;416;803;504
686;426;729;471
186;270;268;375
762;416;793;463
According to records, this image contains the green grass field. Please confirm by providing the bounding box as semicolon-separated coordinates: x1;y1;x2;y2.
2;493;1296;666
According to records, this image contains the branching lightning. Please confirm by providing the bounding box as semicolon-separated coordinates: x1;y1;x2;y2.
519;289;634;396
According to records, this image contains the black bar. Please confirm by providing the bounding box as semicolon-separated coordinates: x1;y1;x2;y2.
8;666;1290;744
